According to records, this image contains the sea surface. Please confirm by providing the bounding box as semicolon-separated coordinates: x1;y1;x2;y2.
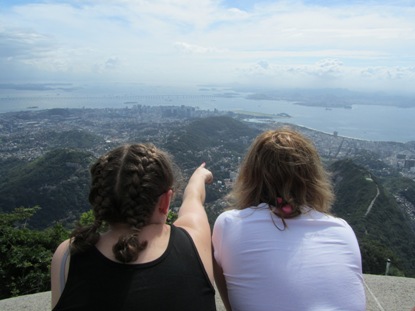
0;87;414;143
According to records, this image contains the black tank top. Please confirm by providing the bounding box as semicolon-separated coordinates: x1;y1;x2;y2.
53;225;216;311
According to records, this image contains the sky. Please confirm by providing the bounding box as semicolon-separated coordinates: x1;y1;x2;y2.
1;0;415;93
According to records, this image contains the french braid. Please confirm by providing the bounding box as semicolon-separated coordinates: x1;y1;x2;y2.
70;143;175;263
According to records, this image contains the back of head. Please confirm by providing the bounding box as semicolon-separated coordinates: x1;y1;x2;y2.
229;127;334;214
89;143;174;225
71;143;175;262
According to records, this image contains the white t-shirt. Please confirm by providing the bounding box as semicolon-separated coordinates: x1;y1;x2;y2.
212;203;366;311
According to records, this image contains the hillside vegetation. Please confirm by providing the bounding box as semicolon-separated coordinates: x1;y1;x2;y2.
0;149;93;227
331;159;415;276
1;115;415;299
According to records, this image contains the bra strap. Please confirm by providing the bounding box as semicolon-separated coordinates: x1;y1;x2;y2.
59;247;70;294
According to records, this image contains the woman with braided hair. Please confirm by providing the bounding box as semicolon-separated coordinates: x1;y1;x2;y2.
51;143;216;311
212;127;366;311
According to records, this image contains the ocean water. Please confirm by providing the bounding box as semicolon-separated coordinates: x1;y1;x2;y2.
201;96;415;143
0;89;414;143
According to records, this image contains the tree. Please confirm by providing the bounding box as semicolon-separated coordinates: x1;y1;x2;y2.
359;238;404;276
0;207;69;299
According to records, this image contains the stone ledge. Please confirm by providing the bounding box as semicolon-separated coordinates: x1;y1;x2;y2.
1;275;414;311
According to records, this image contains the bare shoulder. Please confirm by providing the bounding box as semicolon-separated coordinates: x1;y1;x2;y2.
51;239;71;309
51;239;71;281
52;239;71;264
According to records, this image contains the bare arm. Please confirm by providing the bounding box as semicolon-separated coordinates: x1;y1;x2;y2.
173;163;214;284
213;258;232;311
50;239;70;309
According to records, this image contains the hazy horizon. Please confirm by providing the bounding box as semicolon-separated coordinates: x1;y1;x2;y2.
1;1;415;95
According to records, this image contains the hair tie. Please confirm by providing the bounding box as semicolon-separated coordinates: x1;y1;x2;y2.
277;197;293;215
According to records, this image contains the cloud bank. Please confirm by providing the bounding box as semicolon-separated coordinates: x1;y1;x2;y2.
1;0;414;93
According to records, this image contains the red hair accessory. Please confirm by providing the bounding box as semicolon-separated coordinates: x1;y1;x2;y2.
277;197;293;215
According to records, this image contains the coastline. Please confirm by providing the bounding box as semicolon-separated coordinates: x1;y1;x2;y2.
244;118;411;144
0;99;413;143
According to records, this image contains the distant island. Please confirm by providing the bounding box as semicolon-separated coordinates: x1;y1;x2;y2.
231;110;291;119
242;88;415;109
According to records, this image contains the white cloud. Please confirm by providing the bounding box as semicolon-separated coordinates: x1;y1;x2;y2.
174;41;227;54
0;0;414;93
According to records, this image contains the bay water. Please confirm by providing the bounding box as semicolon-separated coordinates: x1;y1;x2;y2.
0;88;413;143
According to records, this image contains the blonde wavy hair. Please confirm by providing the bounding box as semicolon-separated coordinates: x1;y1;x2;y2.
227;127;334;215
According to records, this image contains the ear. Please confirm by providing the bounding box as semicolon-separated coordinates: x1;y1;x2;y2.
158;189;173;215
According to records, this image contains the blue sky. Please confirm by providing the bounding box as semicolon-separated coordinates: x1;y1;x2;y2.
1;0;415;93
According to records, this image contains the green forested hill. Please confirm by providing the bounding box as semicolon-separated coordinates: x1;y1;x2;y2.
164;116;260;148
163;116;261;172
46;129;102;149
331;159;415;277
183;116;260;151
0;149;93;228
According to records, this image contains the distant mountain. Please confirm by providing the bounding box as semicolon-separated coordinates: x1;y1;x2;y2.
163;116;261;170
46;130;102;149
164;116;260;151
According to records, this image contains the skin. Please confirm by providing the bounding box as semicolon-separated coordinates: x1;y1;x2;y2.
173;163;214;285
213;259;232;311
51;163;213;309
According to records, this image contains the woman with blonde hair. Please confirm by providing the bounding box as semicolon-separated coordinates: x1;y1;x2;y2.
212;127;365;311
51;143;216;311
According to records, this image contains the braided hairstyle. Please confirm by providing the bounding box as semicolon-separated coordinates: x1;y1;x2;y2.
70;143;175;263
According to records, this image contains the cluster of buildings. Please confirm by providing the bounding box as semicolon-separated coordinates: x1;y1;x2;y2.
0;105;414;183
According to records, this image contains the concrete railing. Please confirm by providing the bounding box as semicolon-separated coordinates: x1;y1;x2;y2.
1;275;414;311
